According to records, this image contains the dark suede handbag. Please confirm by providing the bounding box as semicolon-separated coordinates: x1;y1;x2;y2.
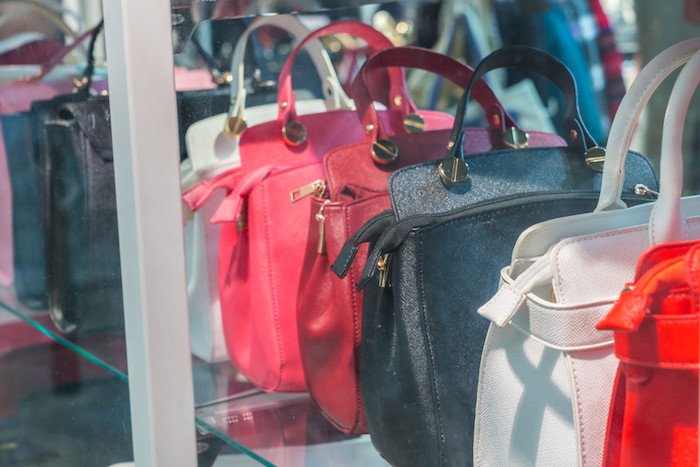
332;47;659;466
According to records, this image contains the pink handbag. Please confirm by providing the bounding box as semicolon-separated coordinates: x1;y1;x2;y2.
183;20;455;392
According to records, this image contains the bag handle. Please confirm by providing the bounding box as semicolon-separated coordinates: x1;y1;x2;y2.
355;46;516;137
438;46;599;186
350;46;517;164
22;21;100;84
226;16;350;136
0;0;77;40
276;20;412;147
647;49;700;245
595;38;700;213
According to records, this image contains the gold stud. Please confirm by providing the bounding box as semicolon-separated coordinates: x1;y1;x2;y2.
492;113;501;127
280;101;288;110
225;115;247;136
371;139;399;164
570;128;579;141
437;157;469;186
503;126;529;149
403;113;425;133
393;95;403;107
584;146;606;172
282;121;307;146
365;124;375;134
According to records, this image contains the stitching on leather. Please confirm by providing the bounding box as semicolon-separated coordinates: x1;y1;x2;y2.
691;251;700;308
344;205;362;432
554;225;648;301
261;182;285;390
567;355;588;466
418;234;446;466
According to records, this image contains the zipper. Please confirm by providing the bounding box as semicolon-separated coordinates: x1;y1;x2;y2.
377;253;392;288
633;184;659;198
357;190;652;289
290;180;326;203
236;198;248;231
315;200;331;255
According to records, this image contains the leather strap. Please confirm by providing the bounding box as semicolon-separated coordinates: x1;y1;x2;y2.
595;38;700;212
613;316;699;368
351;46;516;142
28;23;98;82
446;46;597;161
228;16;349;121
277;20;414;124
648;49;700;244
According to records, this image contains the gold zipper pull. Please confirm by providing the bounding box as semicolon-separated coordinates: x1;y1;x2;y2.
377;253;392;288
290;180;326;203
315;200;331;255
236;198;248;231
634;184;659;198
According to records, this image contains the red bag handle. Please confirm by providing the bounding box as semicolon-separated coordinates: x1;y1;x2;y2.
25;24;99;82
352;46;517;143
276;20;414;143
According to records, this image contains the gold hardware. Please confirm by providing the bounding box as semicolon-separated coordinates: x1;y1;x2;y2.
569;128;579;141
371;139;399;164
503;126;529;149
365;124;375;134
584;146;606;172
634;184;659;198
214;71;233;85
393;95;403;107
290;180;326;203
438;157;469;186
237;199;248;231
225;115;247;136
377;253;392;288
72;76;89;90
492;113;501;127
282;120;307;146
280;101;288;110
403;113;425;133
315;200;331;255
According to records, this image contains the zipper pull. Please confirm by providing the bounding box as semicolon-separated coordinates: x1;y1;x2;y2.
315;200;331;255
290;180;326;203
236;198;248;231
377;253;392;288
634;184;659;198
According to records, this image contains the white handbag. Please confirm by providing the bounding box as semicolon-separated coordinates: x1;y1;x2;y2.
474;38;700;467
181;16;349;362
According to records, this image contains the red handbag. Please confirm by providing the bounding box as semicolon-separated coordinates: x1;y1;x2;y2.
300;46;570;433
597;241;700;467
184;21;455;393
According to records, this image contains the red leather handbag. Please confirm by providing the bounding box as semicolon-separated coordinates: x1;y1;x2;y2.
597;241;700;467
185;21;455;393
300;46;569;433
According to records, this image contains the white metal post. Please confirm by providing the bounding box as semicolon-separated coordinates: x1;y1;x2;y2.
102;0;198;465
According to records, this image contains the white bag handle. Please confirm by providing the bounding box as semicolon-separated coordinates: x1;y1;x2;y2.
227;15;350;123
648;49;700;244
595;38;700;212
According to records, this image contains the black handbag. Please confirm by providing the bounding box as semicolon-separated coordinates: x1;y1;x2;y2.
332;47;659;466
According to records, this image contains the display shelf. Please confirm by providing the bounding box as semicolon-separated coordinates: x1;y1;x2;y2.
0;287;386;466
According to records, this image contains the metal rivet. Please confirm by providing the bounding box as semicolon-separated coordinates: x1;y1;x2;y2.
403;113;425;133
393;95;402;107
438;157;469;186
371;139;399;164
280;101;288;110
570;128;579;141
503;126;529;149
225;115;247;136
365;124;375;134
492;113;501;127
584;146;606;172
282;121;307;146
